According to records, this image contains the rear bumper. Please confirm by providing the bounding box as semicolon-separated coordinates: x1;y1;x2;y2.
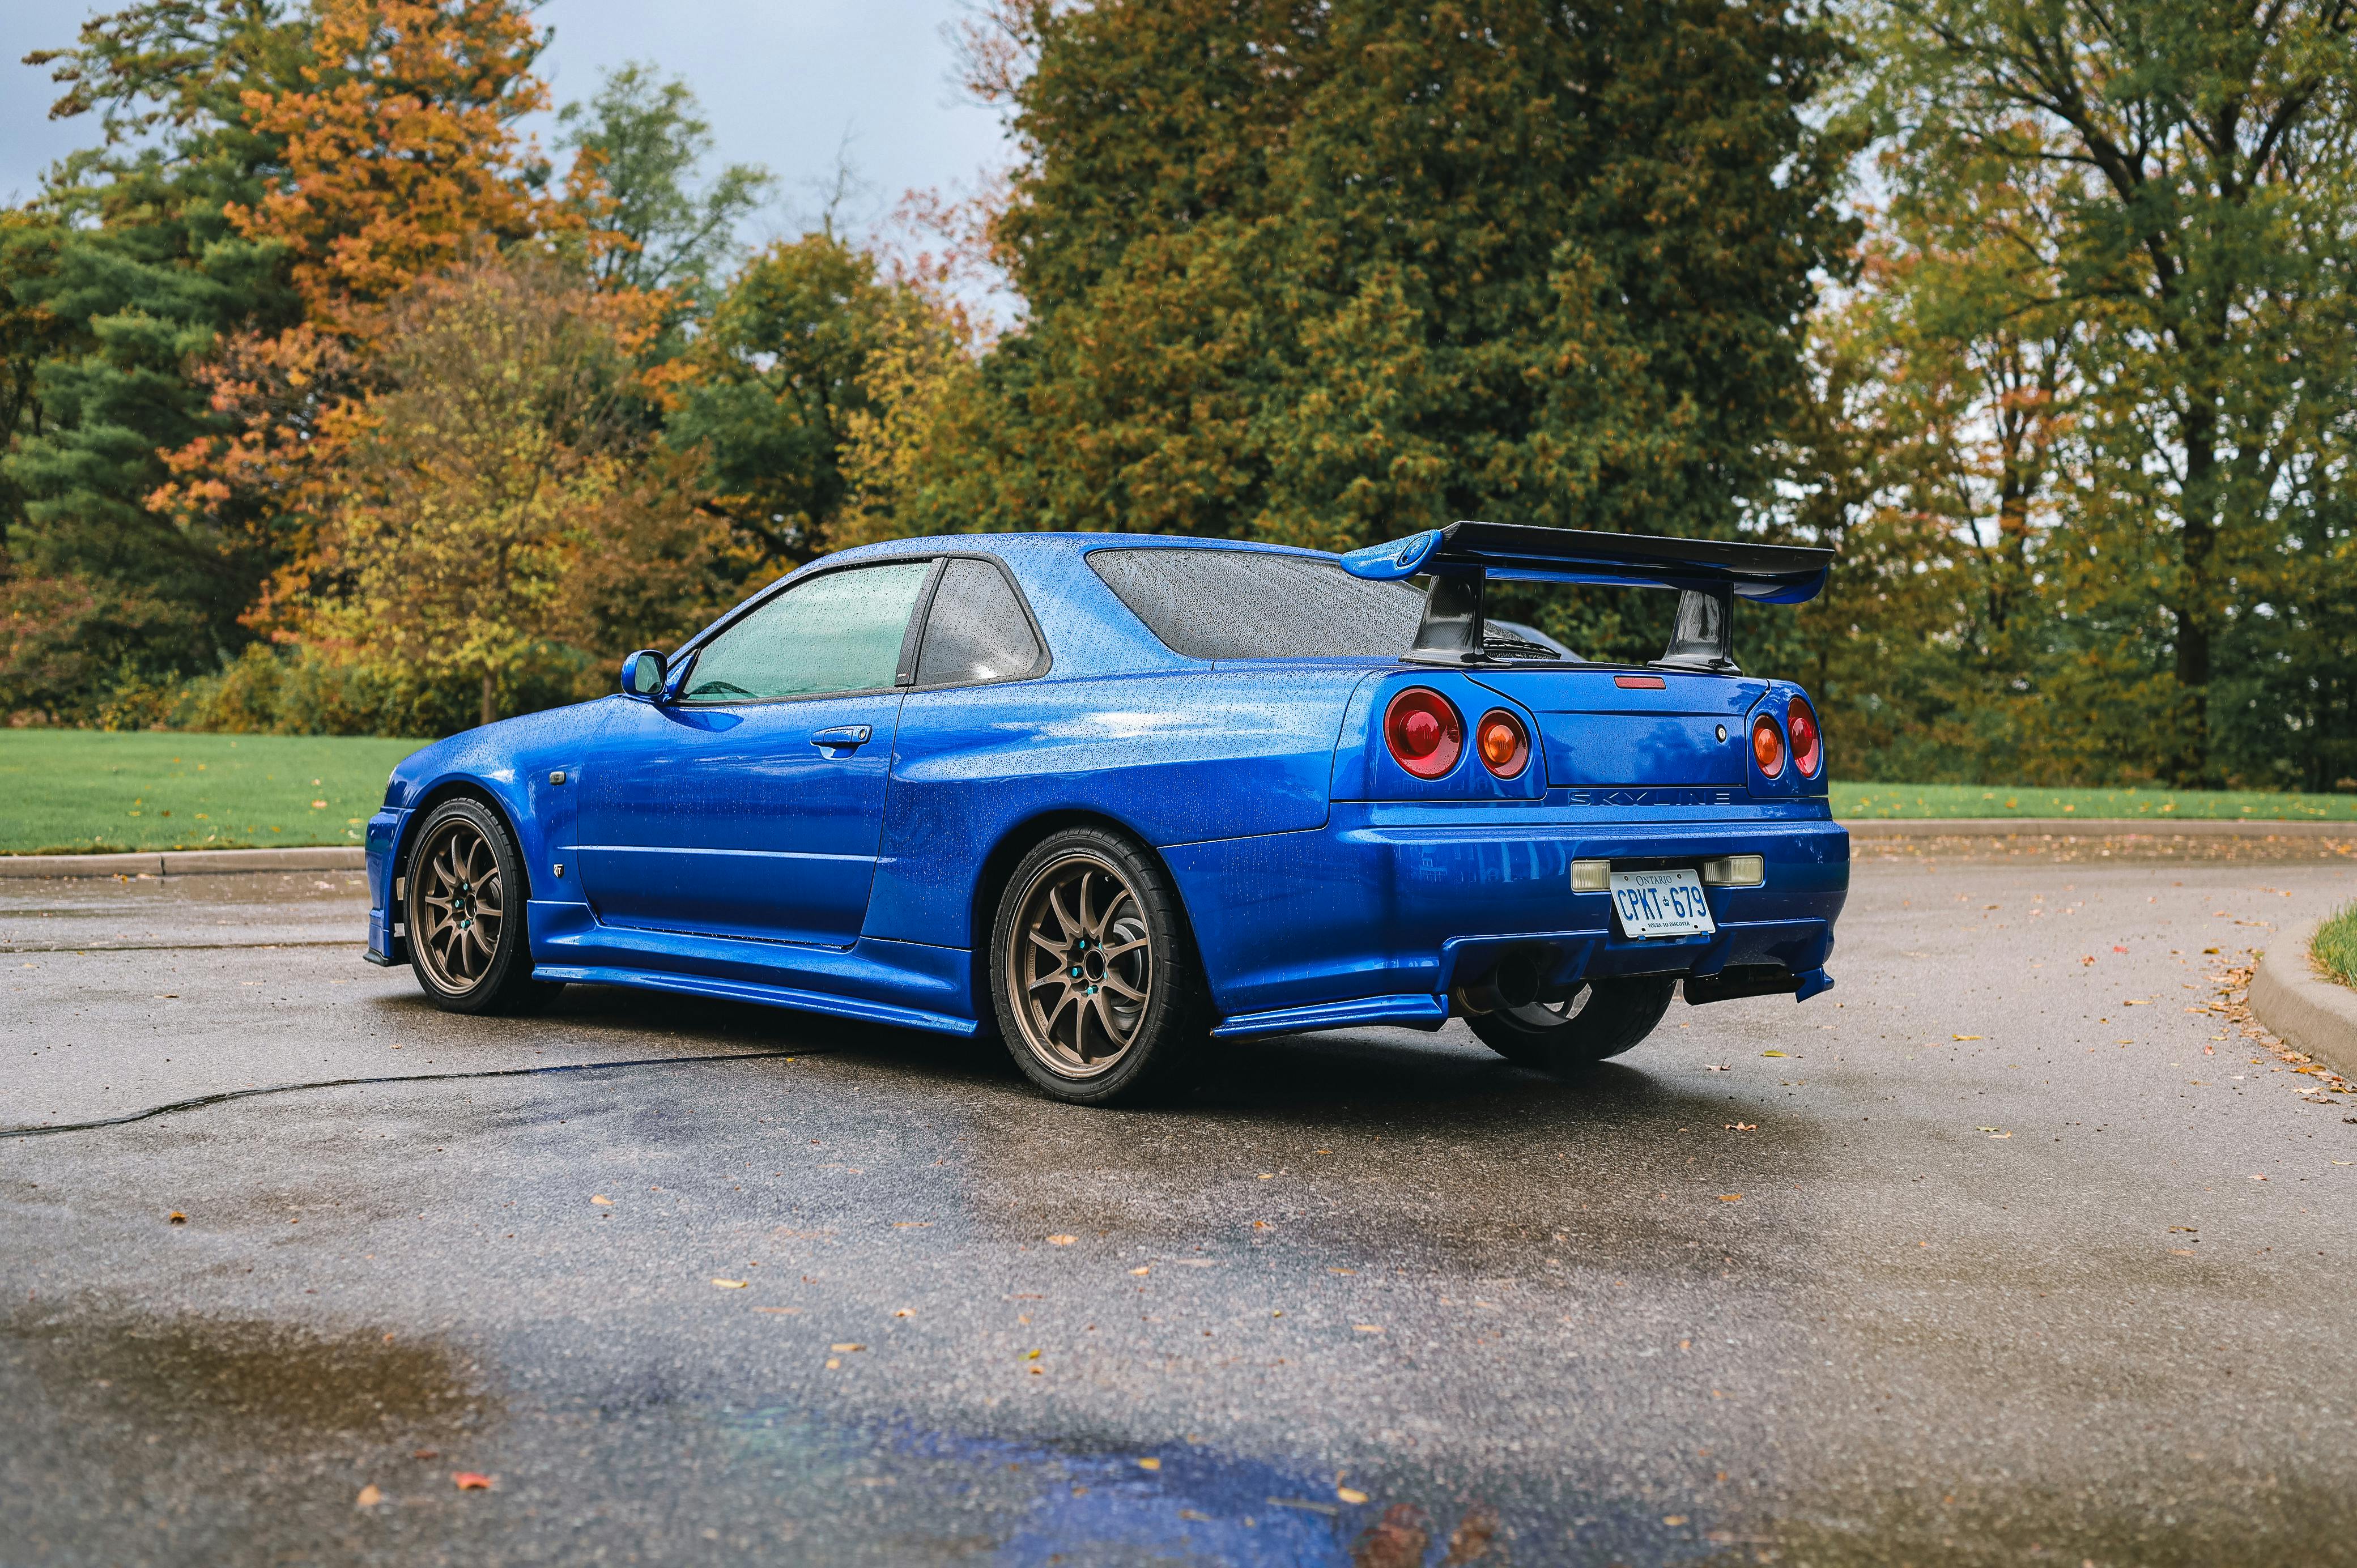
1167;803;1847;1034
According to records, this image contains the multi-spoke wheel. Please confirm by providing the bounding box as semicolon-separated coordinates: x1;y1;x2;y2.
403;797;560;1015
1466;975;1674;1073
989;827;1208;1104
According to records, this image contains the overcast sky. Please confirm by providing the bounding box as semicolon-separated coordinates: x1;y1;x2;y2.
1;0;1015;235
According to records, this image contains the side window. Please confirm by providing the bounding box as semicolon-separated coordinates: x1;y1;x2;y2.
680;561;932;702
914;559;1046;686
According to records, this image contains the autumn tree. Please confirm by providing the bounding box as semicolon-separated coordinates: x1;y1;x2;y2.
296;253;725;726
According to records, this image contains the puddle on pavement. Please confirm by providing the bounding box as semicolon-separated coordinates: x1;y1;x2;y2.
8;1302;491;1442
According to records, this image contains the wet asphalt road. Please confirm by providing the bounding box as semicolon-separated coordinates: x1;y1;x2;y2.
4;841;2356;1567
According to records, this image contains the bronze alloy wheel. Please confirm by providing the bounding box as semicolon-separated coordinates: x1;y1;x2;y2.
409;812;508;995
1003;851;1155;1080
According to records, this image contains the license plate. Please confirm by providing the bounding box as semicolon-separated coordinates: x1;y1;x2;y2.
1609;868;1716;939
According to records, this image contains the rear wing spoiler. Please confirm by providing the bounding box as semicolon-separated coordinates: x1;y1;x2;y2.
1337;521;1832;670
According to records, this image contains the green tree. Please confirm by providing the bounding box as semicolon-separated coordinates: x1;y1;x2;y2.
0;0;307;717
881;0;1857;556
558;60;774;308
1853;0;2357;787
663;232;930;574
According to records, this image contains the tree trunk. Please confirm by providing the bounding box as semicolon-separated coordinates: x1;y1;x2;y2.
480;668;496;729
2173;400;2216;786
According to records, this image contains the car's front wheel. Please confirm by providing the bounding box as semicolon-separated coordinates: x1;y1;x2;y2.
988;827;1209;1105
1467;976;1674;1073
403;797;561;1016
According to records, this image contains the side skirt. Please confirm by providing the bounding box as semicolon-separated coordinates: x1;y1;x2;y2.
1212;994;1450;1040
530;964;980;1037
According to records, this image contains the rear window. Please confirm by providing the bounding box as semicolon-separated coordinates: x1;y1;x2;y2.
1088;548;1425;660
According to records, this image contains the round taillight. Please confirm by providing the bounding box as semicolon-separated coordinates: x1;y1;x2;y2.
1752;714;1786;779
1786;697;1821;777
1384;688;1463;779
1475;709;1530;778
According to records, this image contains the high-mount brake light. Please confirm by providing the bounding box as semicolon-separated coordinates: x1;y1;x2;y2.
1751;713;1786;779
1385;688;1463;779
1475;710;1530;778
1786;696;1822;777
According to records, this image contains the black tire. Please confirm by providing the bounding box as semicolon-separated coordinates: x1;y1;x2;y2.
988;826;1210;1106
403;796;561;1016
1467;976;1675;1073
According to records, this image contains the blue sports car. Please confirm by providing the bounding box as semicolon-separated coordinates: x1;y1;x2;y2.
365;523;1847;1104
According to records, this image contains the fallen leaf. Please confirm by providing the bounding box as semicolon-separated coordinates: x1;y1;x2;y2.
1704;1063;1731;1071
1663;1514;1689;1527
1724;1123;1757;1132
2250;1174;2269;1182
452;1472;492;1491
1952;1034;1983;1041
2171;1248;2197;1256
1137;1457;1162;1471
894;1309;913;1318
2113;944;2128;953
1024;1348;1042;1360
413;1448;438;1460
712;1278;748;1289
590;1196;612;1207
1760;1050;1789;1058
892;1221;932;1229
825;1357;841;1370
1252;1220;1274;1230
167;1211;186;1225
832;1343;865;1353
1354;1324;1383;1333
1130;1267;1151;1276
1988;1132;2013;1139
1338;1486;1369;1505
355;1484;383;1508
1717;1194;1743;1203
1046;1234;1077;1246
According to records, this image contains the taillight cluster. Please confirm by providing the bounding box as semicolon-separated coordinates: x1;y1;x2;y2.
1384;689;1528;781
1751;696;1823;781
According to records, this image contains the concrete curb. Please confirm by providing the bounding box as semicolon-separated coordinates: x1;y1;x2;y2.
1845;817;2354;840
0;846;365;879
2250;911;2357;1080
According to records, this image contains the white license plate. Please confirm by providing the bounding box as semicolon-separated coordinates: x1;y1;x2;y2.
1609;868;1717;939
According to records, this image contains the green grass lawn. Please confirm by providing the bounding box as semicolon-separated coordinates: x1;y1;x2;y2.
0;730;427;854
2316;905;2357;991
3;728;2354;856
1832;781;2357;821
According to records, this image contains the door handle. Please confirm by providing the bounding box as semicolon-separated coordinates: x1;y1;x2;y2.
810;725;873;750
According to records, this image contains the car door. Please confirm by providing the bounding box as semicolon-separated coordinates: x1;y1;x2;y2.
575;559;935;947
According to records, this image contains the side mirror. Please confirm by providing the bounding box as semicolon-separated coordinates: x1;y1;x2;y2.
621;649;667;700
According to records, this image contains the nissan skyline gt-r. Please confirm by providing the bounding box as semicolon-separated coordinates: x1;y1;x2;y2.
365;523;1848;1105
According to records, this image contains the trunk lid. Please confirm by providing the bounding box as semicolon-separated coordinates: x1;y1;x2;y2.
1468;669;1766;787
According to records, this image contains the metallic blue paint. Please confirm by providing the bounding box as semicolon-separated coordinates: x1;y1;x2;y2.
365;532;1848;1045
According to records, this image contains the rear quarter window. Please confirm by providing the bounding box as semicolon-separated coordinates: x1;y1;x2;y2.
1088;548;1424;659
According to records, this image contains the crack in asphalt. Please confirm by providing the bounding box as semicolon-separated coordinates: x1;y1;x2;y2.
1;940;357;954
0;1051;809;1140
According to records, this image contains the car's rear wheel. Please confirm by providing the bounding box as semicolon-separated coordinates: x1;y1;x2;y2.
989;827;1208;1105
404;797;561;1016
1467;976;1674;1073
